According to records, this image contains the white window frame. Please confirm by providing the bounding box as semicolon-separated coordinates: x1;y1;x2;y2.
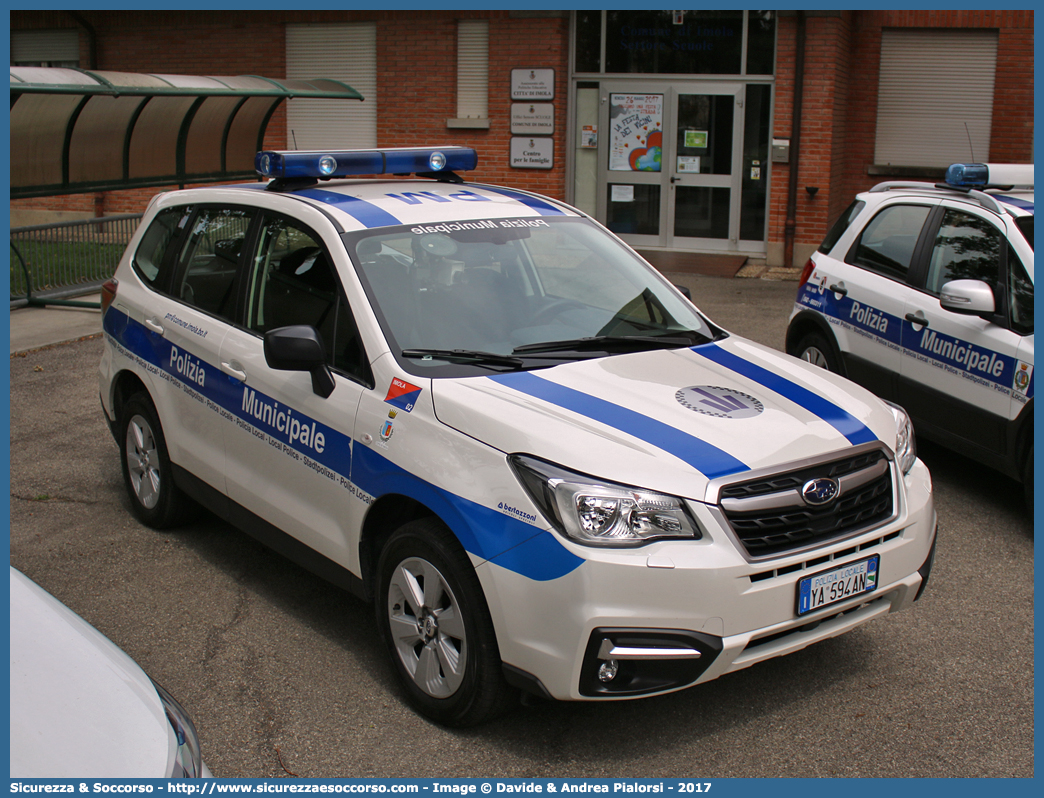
448;19;490;129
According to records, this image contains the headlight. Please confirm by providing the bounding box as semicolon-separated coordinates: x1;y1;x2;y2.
152;680;205;778
885;401;917;475
509;455;703;547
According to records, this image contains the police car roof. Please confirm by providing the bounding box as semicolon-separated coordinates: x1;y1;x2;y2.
236;145;581;233
218;177;580;234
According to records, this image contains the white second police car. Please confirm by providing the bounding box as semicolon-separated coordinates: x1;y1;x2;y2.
786;163;1034;509
100;146;937;726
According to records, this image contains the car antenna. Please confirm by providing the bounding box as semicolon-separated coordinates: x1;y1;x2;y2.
964;122;976;162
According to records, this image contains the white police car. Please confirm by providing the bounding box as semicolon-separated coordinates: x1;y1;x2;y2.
99;146;937;726
786;163;1034;508
10;567;210;777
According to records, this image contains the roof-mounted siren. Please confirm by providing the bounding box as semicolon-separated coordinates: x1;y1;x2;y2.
944;163;1034;190
256;146;479;190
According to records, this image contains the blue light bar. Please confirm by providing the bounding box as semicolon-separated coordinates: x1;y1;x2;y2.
945;162;1034;189
255;147;478;180
944;163;990;188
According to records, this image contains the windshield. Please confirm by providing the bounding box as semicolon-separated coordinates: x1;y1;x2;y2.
345;217;717;376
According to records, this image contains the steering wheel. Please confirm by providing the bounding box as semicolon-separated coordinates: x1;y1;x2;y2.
531;298;586;325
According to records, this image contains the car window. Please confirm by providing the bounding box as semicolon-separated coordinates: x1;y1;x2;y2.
132;205;192;289
173;207;254;321
849;204;931;281
1008;245;1033;335
818;200;865;254
247;214;369;381
924;209;1001;297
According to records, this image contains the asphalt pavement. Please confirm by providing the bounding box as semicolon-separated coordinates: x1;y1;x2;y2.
6;273;1035;780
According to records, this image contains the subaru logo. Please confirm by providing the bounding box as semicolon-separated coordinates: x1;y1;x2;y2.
801;477;840;506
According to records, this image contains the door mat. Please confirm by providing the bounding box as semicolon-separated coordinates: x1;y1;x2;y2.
636;250;748;278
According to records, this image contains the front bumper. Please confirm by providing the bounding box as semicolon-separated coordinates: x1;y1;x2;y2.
481;458;937;702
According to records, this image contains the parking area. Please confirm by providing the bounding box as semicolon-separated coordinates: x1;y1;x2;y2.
8;273;1033;778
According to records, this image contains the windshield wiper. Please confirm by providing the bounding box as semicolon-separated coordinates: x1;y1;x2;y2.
401;348;524;369
512;330;708;355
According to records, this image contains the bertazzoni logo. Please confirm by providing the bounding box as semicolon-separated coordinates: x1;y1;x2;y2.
675;386;764;419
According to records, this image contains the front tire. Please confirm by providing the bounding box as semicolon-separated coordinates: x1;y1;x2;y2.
795;331;842;373
118;393;194;529
375;518;517;726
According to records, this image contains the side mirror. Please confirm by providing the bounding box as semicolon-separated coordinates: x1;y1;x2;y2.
674;284;693;300
939;279;996;318
264;325;335;398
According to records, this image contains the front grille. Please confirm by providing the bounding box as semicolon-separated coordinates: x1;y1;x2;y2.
719;449;895;558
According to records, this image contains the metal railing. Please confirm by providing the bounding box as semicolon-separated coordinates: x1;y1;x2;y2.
10;213;142;308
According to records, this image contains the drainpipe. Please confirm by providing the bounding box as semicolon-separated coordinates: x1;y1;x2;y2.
68;11;97;70
783;11;806;269
68;12;103;216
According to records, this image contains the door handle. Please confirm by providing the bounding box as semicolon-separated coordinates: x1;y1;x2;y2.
670;176;681;184
905;310;929;327
828;282;848;297
144;317;164;335
221;359;247;382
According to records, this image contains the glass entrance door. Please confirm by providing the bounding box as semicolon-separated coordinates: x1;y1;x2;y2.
597;82;764;253
668;87;742;249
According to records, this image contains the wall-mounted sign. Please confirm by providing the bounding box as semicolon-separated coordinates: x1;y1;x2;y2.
511;103;555;135
609;93;663;172
581;125;597;148
510;137;554;169
677;156;701;173
511;69;555;100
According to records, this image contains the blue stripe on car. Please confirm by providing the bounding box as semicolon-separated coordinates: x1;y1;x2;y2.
488;371;749;480
692;343;879;446
995;195;1034;212
102;307;581;582
472;186;568;215
296;188;404;228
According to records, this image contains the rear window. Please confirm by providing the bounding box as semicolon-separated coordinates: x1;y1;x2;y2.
818;200;865;254
132;206;191;288
848;203;931;281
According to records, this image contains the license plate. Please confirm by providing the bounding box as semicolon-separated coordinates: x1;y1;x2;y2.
797;555;879;616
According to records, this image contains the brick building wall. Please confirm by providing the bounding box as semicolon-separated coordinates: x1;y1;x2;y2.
10;9;1033;267
11;10;569;219
375;11;569;196
772;8;1033;266
843;9;1034;199
768;13;856;264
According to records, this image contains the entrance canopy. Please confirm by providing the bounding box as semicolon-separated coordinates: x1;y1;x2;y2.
10;67;363;199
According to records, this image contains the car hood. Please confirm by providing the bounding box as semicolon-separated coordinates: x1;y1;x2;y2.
432;338;898;502
9;568;174;778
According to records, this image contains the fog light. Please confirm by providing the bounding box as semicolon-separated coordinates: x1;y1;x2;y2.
597;659;619;683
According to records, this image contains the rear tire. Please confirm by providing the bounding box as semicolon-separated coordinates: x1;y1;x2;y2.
375;518;517;726
118;393;194;529
795;331;842;374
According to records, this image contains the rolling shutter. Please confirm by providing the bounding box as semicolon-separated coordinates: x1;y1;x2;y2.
11;29;80;66
874;29;998;168
286;23;377;149
456;20;489;119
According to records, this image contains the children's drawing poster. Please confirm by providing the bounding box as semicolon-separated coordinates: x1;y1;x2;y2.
609;94;663;172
